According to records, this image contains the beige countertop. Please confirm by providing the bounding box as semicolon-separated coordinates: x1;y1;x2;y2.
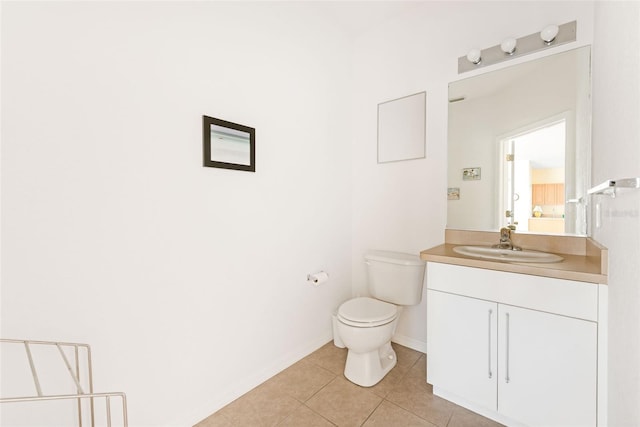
421;230;608;284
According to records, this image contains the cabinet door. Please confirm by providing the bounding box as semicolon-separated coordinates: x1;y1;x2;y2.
497;304;597;427
427;290;498;410
555;183;565;204
544;183;557;204
531;184;545;205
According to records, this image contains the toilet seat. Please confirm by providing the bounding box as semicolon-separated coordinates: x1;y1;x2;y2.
338;297;397;328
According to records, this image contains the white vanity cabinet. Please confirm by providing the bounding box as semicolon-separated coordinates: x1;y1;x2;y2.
426;262;603;427
496;303;596;426
427;290;498;410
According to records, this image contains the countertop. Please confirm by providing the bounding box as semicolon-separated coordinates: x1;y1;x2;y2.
421;230;608;284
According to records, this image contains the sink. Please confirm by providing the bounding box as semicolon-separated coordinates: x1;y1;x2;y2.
453;245;564;263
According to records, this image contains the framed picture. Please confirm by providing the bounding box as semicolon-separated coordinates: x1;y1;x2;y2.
203;115;255;172
447;187;460;200
462;167;481;180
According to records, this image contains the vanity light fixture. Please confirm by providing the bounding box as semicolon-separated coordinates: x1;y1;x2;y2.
540;24;560;44
466;48;482;65
500;37;517;55
458;20;576;73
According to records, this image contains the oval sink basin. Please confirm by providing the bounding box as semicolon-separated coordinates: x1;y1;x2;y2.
453;245;563;263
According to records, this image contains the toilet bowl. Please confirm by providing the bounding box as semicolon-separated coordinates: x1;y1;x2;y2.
336;297;399;387
335;251;426;387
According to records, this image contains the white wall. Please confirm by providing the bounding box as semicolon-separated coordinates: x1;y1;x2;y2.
1;2;353;425
592;2;640;426
350;1;594;352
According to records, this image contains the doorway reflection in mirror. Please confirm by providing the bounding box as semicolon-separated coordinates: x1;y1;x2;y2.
499;119;566;233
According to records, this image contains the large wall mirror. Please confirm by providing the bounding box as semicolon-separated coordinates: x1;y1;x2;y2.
447;46;591;236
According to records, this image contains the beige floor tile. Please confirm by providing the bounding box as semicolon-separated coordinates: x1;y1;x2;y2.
304;341;348;376
269;358;336;402
362;400;437;427
386;375;455;427
277;405;336;426
218;381;302;426
447;406;505;427
196;346;492;427
306;377;383;427
194;411;235;427
405;353;427;380
392;343;423;371
367;362;407;398
366;343;422;398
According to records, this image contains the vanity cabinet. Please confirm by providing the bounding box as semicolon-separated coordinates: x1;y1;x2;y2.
496;303;596;426
427;262;601;427
427;291;498;410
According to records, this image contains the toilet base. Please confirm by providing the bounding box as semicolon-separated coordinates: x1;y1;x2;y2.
344;341;397;387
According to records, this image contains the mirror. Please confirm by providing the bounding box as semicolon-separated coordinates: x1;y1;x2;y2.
203;115;256;172
378;91;426;163
447;46;591;235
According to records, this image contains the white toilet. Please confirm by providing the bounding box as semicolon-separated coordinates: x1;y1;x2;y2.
335;250;426;387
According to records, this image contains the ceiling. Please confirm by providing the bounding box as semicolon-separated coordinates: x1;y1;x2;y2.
310;1;423;37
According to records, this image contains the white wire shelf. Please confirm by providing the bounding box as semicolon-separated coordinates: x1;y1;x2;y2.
0;338;128;427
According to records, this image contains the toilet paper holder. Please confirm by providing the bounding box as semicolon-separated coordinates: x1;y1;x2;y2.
307;271;329;285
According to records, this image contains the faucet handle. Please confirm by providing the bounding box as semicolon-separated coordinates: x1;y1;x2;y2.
507;224;516;231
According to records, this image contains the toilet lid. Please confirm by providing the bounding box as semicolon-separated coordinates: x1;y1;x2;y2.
338;297;397;327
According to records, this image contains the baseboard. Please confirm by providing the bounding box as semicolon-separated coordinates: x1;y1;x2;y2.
185;332;333;426
392;333;427;354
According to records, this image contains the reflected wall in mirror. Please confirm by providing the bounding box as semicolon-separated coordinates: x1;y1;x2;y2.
447;46;591;236
378;91;426;163
203;115;255;172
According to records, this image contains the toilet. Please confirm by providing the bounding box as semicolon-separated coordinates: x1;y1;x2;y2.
335;250;426;387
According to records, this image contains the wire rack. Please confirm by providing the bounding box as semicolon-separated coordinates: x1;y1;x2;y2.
0;338;128;427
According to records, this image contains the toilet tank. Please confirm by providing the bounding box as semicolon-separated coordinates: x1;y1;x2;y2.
364;250;426;305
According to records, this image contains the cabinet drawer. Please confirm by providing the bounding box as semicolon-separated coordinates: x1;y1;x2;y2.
426;263;598;321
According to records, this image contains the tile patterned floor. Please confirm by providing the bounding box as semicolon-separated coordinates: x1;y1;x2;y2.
195;342;503;427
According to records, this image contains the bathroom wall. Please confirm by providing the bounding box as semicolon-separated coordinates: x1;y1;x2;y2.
1;2;353;425
350;1;594;352
592;2;640;426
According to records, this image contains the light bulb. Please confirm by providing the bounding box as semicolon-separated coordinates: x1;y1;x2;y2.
466;48;482;65
500;37;517;55
540;24;559;44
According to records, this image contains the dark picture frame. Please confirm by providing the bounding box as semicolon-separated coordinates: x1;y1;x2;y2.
203;115;255;172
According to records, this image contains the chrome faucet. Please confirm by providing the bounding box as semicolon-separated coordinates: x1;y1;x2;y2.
493;226;521;251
